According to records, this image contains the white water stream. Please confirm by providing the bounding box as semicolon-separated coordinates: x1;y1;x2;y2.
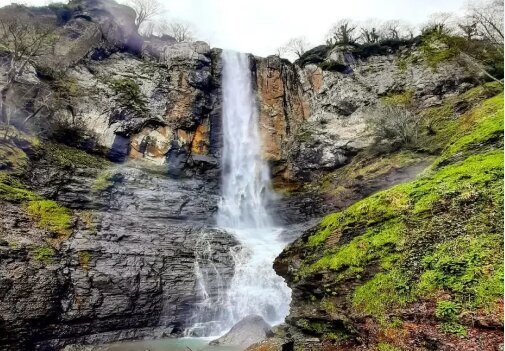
187;50;291;336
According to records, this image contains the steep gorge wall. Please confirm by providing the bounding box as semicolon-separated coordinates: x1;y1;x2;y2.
0;1;310;349
0;0;487;349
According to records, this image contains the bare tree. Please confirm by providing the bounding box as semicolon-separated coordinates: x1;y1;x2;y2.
457;15;479;40
140;20;155;37
164;22;195;43
282;37;310;59
452;0;503;84
0;16;55;124
128;0;162;30
380;19;414;40
467;0;504;49
275;45;287;57
421;12;456;35
327;19;358;45
359;19;381;44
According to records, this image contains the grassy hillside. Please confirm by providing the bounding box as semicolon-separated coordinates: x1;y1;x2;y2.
276;87;504;350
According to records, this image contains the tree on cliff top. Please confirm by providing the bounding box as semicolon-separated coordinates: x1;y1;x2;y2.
326;19;358;45
128;0;162;30
158;20;195;42
0;15;55;126
277;37;310;60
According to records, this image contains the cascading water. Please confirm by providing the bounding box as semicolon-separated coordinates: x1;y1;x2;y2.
217;50;291;329
188;50;291;336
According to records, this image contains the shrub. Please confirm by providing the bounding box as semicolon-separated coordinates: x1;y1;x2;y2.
318;60;350;73
296;45;330;66
365;105;420;148
435;300;460;320
108;78;149;120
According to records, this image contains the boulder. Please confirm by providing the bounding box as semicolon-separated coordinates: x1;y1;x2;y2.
210;315;274;348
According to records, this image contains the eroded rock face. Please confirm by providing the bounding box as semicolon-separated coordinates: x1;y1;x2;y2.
0;162;238;350
287;51;477;180
254;55;309;165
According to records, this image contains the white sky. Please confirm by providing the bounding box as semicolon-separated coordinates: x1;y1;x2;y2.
0;0;468;57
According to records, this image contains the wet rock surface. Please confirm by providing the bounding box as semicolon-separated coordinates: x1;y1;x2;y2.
210;315;273;349
0;163;238;350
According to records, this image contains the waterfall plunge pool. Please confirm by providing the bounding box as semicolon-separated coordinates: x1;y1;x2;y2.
100;337;241;351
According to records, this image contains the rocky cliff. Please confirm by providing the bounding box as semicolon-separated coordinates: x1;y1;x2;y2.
0;0;500;350
0;0;310;349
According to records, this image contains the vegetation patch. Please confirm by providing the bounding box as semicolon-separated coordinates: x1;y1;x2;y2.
0;173;40;202
107;77;149;119
381;90;414;106
296;91;504;335
25;200;72;237
419;32;459;68
43;142;111;170
78;251;92;270
31;245;55;264
92;171;114;192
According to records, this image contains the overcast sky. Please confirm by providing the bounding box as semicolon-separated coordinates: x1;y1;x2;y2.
0;0;468;57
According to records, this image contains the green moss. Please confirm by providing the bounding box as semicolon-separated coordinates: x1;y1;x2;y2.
32;245;55;264
381;90;414;106
299;91;504;332
377;342;402;351
0;174;40;202
0;143;29;174
417;234;503;310
352;269;412;321
305;219;405;276
419;82;502;154
308;212;342;246
43;143;110;170
91;171;113;192
25;200;72;237
419;32;459;68
78;250;91;270
442;93;503;159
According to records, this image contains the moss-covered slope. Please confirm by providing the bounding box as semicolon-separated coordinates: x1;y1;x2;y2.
274;90;504;350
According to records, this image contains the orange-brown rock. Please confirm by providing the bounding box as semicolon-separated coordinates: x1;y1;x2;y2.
255;56;309;163
129;126;173;163
191;121;210;155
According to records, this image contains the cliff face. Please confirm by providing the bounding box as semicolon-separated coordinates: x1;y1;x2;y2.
0;0;495;350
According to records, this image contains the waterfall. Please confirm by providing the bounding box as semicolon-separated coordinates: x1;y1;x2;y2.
187;50;291;337
217;51;291;329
